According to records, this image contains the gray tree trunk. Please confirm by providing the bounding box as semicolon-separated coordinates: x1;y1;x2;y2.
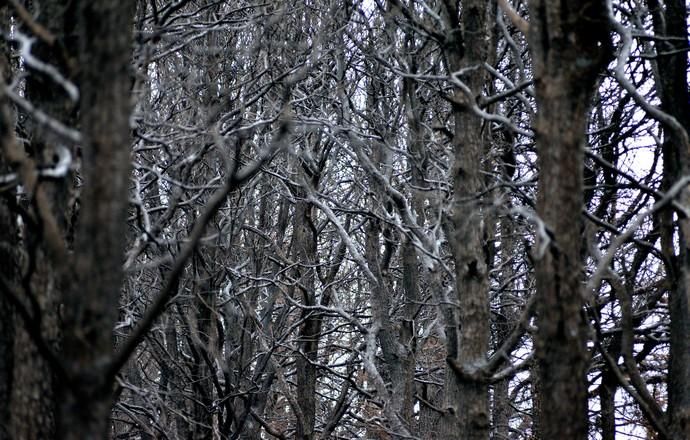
440;1;493;439
527;0;611;438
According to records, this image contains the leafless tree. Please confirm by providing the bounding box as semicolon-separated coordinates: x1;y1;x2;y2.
1;1;689;439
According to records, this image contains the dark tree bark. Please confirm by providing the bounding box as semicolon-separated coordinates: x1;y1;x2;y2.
293;182;319;440
358;49;417;437
645;1;690;438
492;219;519;440
57;1;136;438
3;1;687;438
188;254;217;440
0;15;16;437
440;1;494;439
527;0;611;439
400;71;424;431
7;2;79;437
599;369;618;440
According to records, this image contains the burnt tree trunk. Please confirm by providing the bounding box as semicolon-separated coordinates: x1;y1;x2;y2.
439;1;494;439
8;2;78;437
527;0;611;439
293;182;319;440
646;1;690;438
57;1;135;438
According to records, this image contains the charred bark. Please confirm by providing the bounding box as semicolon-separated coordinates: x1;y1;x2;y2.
57;1;136;438
527;0;612;438
439;1;494;439
646;1;690;438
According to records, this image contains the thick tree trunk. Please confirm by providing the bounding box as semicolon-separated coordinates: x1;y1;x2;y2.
440;2;493;439
527;1;611;439
57;1;135;438
7;2;78;437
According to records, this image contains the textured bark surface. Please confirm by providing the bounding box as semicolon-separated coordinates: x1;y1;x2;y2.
1;1;687;438
439;2;493;439
646;1;690;438
293;192;319;440
189;255;216;440
492;217;518;440
7;2;77;437
527;0;611;438
363;138;416;437
57;1;136;438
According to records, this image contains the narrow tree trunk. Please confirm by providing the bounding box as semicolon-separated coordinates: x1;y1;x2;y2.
400;39;431;431
361;63;416;436
0;22;16;438
292;189;319;440
646;1;690;438
530;362;542;439
599;369;618;440
189;255;217;439
492;220;518;440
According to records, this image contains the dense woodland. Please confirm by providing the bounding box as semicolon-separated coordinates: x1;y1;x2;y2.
0;0;689;439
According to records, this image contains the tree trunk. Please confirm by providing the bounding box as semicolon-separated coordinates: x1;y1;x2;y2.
189;254;217;439
599;369;618;440
0;20;16;438
293;187;319;440
57;1;135;438
7;2;78;437
440;2;493;439
527;0;611;438
646;1;690;438
492;218;519;440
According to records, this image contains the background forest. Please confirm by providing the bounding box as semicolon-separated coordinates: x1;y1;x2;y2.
0;0;689;439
